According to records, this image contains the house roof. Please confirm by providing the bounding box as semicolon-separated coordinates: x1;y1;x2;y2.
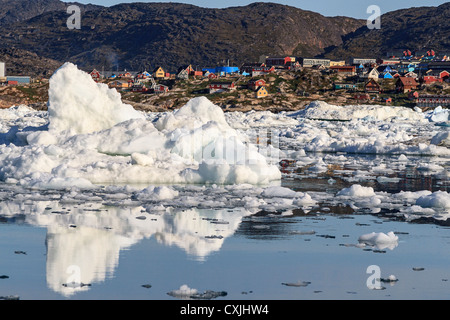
248;78;266;83
365;79;380;86
153;66;164;72
398;77;418;86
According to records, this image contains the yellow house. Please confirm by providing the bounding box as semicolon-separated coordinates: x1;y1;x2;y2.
153;66;165;79
330;60;346;67
255;86;268;98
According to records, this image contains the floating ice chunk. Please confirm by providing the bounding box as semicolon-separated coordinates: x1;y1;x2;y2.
427;106;449;122
293;193;317;206
47;62;144;135
167;284;198;298
416;191;450;209
261;186;302;198
358;231;399;250
135;186;179;201
281;281;311;287
380;275;398;285
393;190;432;201
337;184;376;197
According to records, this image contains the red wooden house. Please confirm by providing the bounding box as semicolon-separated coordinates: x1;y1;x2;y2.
209;81;236;94
421;74;442;84
421;70;449;84
152;84;169;94
396;77;419;93
248;79;266;91
364;79;381;93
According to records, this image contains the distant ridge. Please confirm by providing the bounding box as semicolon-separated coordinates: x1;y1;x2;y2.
0;1;363;75
0;1;448;76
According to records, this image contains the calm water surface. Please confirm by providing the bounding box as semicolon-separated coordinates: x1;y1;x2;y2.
0;154;449;300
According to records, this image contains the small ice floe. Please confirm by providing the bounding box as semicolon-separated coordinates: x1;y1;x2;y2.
168;284;198;299
281;281;311;287
293;193;317;207
289;230;316;236
413;267;425;271
427;106;449;123
416;191;450;209
134;186;179;201
167;284;226;300
358;231;399;250
261;186;302;198
190;290;227;300
380;275;398;284
337;184;376;198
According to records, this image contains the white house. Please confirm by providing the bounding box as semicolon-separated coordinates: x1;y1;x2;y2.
363;67;380;80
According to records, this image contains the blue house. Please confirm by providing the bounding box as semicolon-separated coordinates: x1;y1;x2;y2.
379;72;393;79
6;76;31;84
377;65;394;73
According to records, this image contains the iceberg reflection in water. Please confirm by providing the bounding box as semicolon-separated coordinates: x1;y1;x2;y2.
0;200;250;296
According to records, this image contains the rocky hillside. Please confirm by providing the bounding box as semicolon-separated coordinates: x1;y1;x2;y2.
0;48;62;77
323;2;450;59
0;0;99;25
0;1;448;77
0;1;363;76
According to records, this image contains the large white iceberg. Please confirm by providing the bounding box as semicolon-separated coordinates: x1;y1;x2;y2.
47;62;145;135
0;63;281;188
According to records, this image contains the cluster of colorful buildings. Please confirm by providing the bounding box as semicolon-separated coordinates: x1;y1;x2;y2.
1;47;445;108
330;50;450;108
88;50;450;107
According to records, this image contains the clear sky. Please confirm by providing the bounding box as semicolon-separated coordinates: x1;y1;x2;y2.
64;0;449;19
